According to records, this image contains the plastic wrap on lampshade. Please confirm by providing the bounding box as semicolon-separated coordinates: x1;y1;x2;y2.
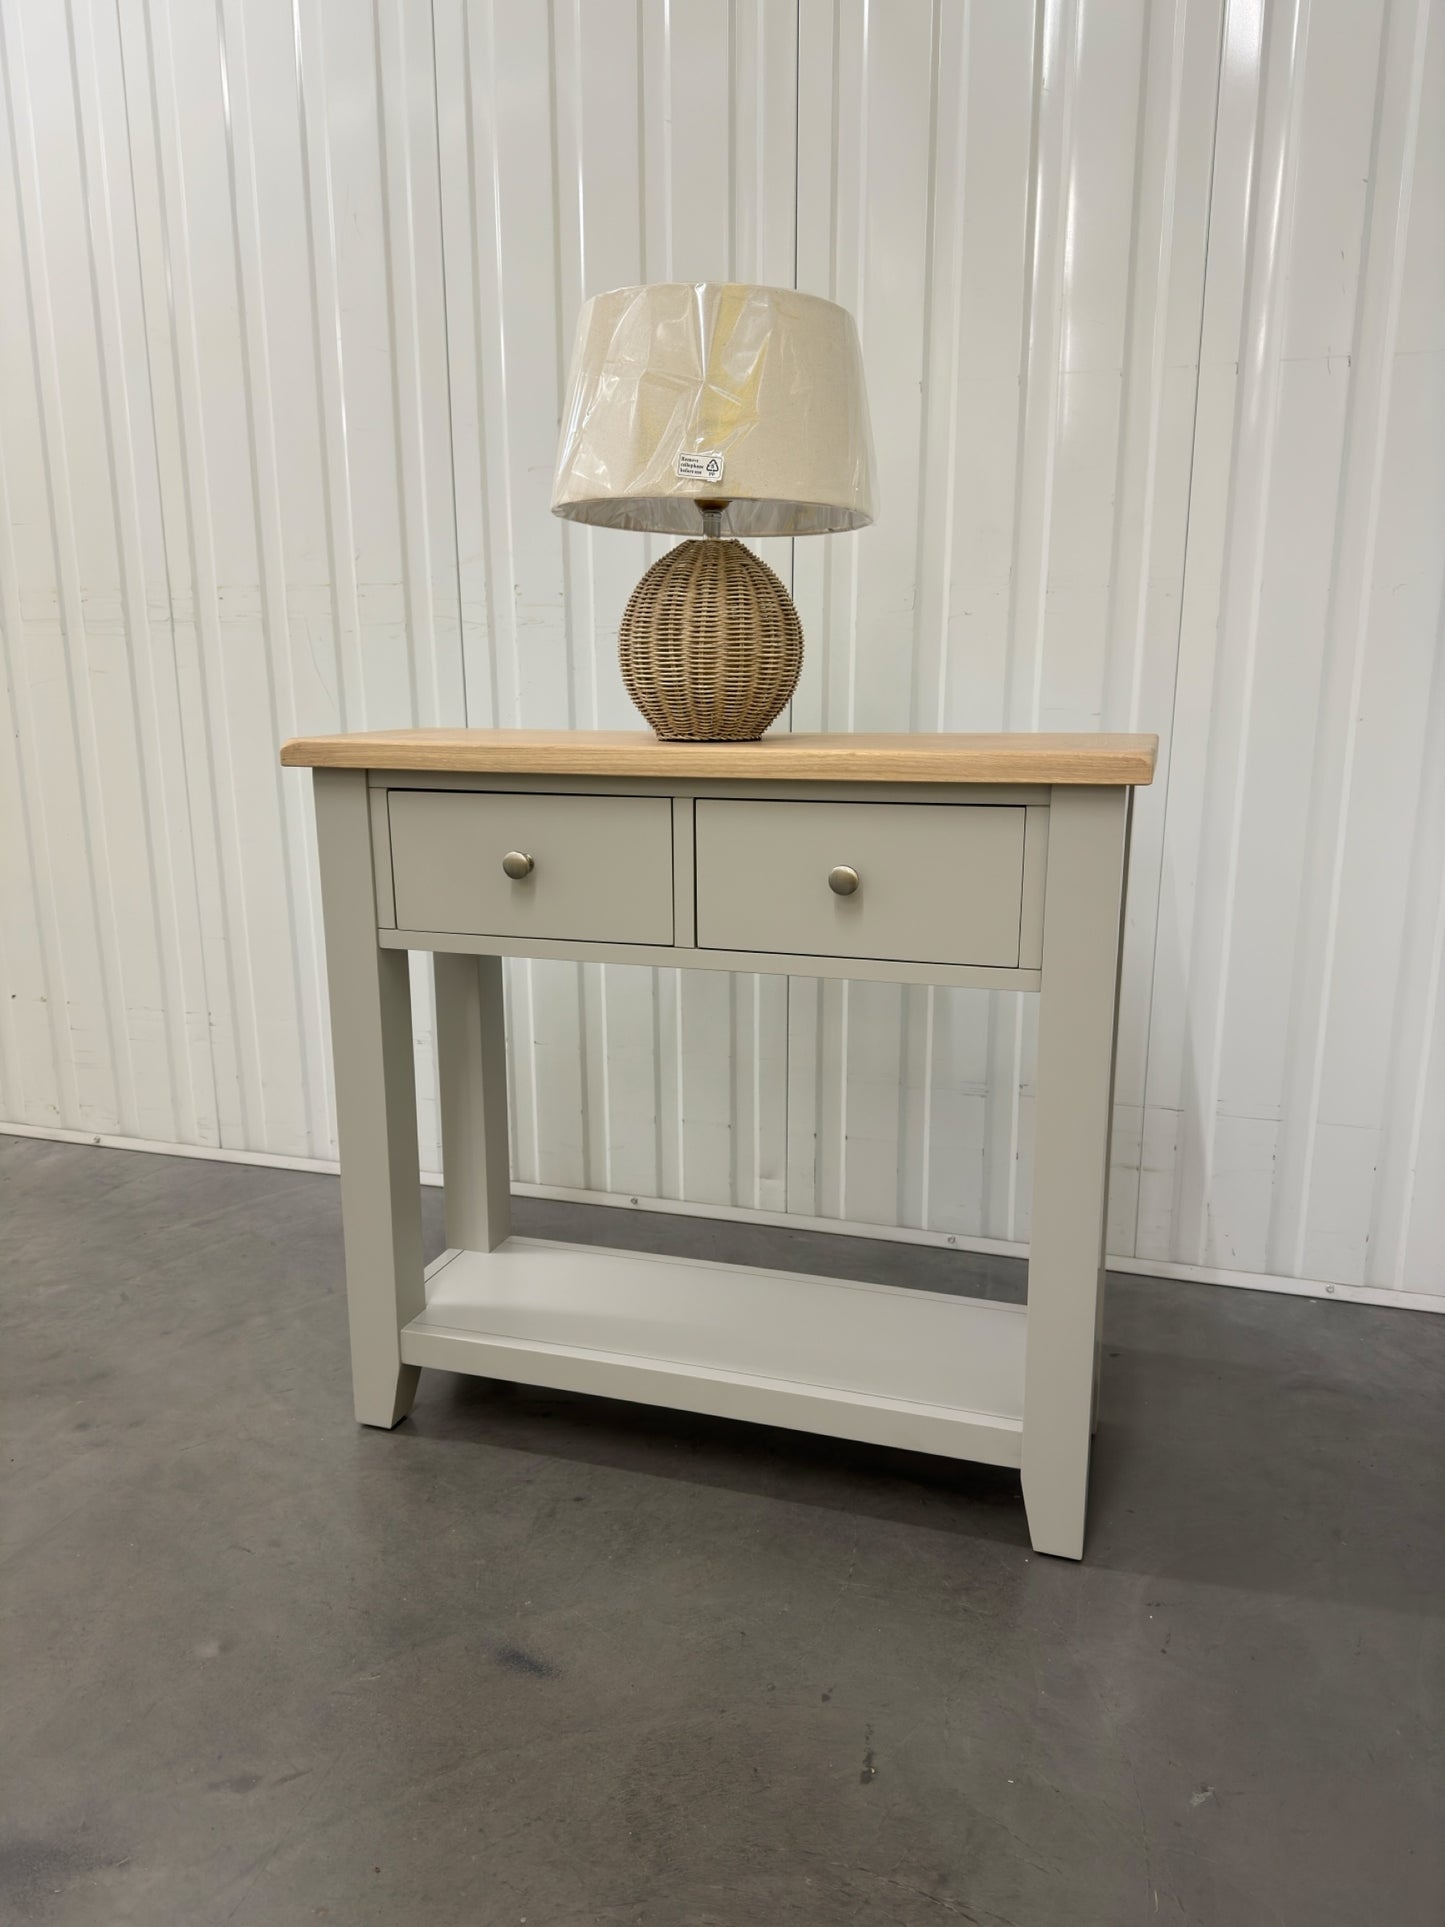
551;282;876;538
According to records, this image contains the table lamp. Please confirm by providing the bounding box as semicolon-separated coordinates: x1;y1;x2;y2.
551;282;875;741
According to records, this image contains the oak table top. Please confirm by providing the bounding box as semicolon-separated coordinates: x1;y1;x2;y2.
281;728;1158;786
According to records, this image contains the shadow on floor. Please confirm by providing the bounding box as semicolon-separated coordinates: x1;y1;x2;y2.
413;1370;1033;1551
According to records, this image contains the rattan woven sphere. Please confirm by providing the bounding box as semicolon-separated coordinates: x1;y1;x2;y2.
619;538;803;741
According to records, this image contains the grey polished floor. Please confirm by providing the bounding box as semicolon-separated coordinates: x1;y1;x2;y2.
3;1136;1442;1926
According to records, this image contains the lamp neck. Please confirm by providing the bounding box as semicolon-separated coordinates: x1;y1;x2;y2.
698;501;728;540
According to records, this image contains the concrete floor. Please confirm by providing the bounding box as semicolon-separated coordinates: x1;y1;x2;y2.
3;1136;1442;1927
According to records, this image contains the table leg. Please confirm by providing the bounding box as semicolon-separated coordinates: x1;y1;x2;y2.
314;769;425;1427
1022;786;1131;1558
433;951;512;1252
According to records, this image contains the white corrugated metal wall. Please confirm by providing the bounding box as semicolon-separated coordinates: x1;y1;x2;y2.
1;0;1441;1307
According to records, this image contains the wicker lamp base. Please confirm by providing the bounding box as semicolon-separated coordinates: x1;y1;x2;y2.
618;538;803;742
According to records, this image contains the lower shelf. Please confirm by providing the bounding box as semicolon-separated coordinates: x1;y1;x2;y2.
401;1237;1026;1468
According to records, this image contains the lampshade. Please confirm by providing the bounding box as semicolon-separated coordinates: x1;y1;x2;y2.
551;282;875;538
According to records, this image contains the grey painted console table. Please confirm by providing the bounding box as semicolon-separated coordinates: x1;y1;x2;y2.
282;728;1157;1559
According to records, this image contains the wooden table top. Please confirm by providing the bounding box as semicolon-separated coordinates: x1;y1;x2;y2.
281;729;1157;786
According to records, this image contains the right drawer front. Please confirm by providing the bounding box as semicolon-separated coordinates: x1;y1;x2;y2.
695;799;1026;967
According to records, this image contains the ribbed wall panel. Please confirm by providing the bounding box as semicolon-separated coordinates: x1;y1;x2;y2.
0;0;1440;1301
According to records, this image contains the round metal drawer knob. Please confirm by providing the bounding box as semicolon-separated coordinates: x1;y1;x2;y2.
827;865;860;897
501;851;534;881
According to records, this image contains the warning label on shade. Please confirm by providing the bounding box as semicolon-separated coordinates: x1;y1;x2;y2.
676;450;725;484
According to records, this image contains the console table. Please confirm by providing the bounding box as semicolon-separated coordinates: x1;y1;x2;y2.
281;729;1156;1559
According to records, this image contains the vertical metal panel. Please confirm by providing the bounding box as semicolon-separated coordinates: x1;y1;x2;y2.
790;0;1220;1256
784;0;1443;1297
1143;0;1443;1292
431;0;795;1210
0;0;460;1169
0;0;1440;1300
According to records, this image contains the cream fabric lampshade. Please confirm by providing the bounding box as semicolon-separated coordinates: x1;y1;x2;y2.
551;282;875;538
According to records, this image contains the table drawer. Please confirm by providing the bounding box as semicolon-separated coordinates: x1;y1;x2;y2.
695;799;1026;967
387;790;674;944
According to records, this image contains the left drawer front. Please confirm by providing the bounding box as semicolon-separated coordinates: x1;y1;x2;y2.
387;790;674;944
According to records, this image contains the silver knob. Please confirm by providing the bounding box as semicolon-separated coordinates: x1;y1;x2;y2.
501;851;534;881
828;865;860;897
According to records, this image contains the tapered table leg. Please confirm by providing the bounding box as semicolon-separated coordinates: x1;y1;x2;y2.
314;769;424;1427
434;951;512;1253
1021;786;1131;1558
